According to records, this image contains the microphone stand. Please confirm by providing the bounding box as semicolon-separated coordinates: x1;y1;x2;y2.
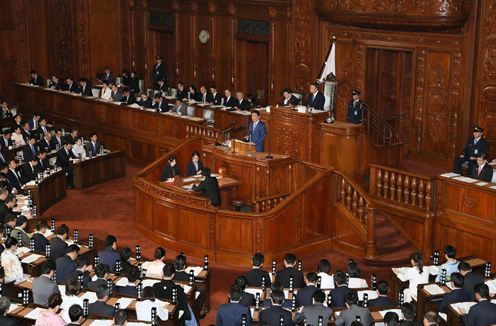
265;129;273;159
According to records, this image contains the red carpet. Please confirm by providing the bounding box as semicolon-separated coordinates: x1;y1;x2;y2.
43;165;398;325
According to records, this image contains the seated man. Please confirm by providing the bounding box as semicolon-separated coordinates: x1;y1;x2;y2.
114;309;128;326
0;197;16;224
88;284;115;317
368;280;397;307
78;78;92;96
295;272;318;307
192;168;220;207
137;93;153;108
23;135;38;162
75;256;91;288
117;267;140;297
454;126;488;174
160;155;181;182
21;157;38;184
49;224;69;260
223;89;237;107
400;302;421;326
235;91;251;111
244;252;271;287
6;160;22;191
119;247;135;276
172;253;189;282
306;83;325;110
244;110;267;152
259;289;294;326
462;283;496;326
152;94;169;112
0;297;16;325
86;132;101;157
32;220;49;254
335;292;372;326
262;281;292;309
10;215;30;247
56;244;80;284
293;290;332;326
281;88;300;106
235;276;255;307
439;272;470;313
36;150;52;173
275;253;305;289
459;261;484;300
32;261;59;305
435;245;459;282
217;285;252;325
120;87;136;105
176;82;189;100
171;98;188;115
330;271;356;308
423;311;439;326
98;235;120;272
470;153;493;182
88;263;115;292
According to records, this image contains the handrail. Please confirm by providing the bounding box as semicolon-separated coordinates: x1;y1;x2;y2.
361;102;399;146
252;193;292;213
333;170;377;258
186;124;221;140
369;164;436;212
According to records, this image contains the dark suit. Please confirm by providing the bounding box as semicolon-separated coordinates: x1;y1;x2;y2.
199;92;213;104
367;295;397;308
470;163;494;182
65;83;80;93
56;255;77;284
347;100;363;124
76;270;91;288
7;169;23;190
100;73;114;84
32;232;48;254
439;288;470;313
39;138;52;153
463;300;496;326
153;280;191;321
186;161;204;176
56;147;77;187
399;321;421;326
306;92;325;110
211;92;223;105
98;247;120;272
329;286;356;308
152;63;166;84
173;271;190;283
275;267;305;289
124;77;140;93
224;96;237;107
0;137;12;151
88;278;111;292
236;98;252;111
0;203;13;225
88;300;115;317
239;291;255;307
117;285;138;297
176;89;189;101
30;75;44;86
263;298;292;309
244;268;272;288
248;120;267;152
51;136;63;150
462;272;485;300
454;137;489;174
192;175;221;207
295;285;317;307
282;95;300;106
49;236;68;260
259;305;294;326
86;141;101;157
190;91;202;102
121;93;136;105
137;97;153;108
160;164;181;181
153;100;169;112
21;163;37;184
294;303;332;326
0;315;16;326
36;159;51;173
23;143;38;162
217;302;253;326
80;84;93;96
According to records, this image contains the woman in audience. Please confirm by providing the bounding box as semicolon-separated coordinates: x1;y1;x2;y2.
60;279;83;323
100;81;112;100
1;237;24;284
11;126;26;147
143;247;166;279
317;258;334;289
35;293;65;326
135;286;169;322
393;252;429;302
186;151;204;176
70;137;86;159
347;259;368;288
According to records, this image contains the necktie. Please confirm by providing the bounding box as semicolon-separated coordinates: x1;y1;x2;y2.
93;143;96;153
479;166;482;175
31;145;35;155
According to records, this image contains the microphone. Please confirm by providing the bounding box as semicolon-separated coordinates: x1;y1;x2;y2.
222;121;238;134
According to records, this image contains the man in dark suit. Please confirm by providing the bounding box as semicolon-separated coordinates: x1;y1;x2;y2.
55;244;80;284
33;220;49;254
259;289;294;326
117;267;140;297
176;82;189;100
110;83;123;101
463;283;496;326
119;247;136;277
235;276;255;306
217;285;253;325
152;55;167;87
22;122;33;142
0;130;13;152
439;272;470;313
23;135;38;162
153;263;193;323
235;91;251;111
0;200;16;226
6;159;23;191
347;89;364;124
56;141;77;188
152;95;169;112
37;118;51;141
454;126;489;174
199;85;213;104
68;304;84;326
399;303;421;326
98;235;120;272
329;271;356;308
79;78;93;96
29;70;44;86
51;129;64;150
263;282;292;309
275;253;305;289
88;263;114;291
171;253;189;282
75;256;91;288
245;110;267;152
11;114;22;132
470;152;493;182
209;85;223;105
21;157;38;184
281;88;300;106
137;94;153;108
64;77;80;93
192;168;221;207
88;284;115;317
49;224;69;260
86;132;101;157
244;252;272;287
120;87;136;105
459;261;485;300
36;151;52;173
156;79;168;95
0;297;17;325
223;89;237;107
100;67;114;84
48;75;65;90
335;292;372;326
296;272;318;307
39;132;53;153
160;155;182;181
306;83;325;110
368;280;397;307
293;290;332;326
65;129;79;146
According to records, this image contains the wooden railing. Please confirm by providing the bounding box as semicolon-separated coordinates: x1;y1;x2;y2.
334;170;377;258
186;124;221;140
253;193;291;213
361;102;399;146
369;164;436;211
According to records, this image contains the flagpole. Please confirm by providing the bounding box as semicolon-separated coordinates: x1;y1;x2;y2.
317;35;337;83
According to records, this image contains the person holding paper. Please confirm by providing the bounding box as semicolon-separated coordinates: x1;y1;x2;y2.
438;272;470;313
245;110;267;152
454;126;489;174
135;287;169;322
392;252;429;302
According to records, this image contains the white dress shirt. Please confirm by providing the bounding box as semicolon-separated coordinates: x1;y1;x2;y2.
317;272;334;289
135;299;169;321
395;266;429;302
142;260;165;279
101;87;112;100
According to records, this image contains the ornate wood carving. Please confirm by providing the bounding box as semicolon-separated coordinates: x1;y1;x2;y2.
14;0;29;79
46;0;75;78
293;0;314;92
121;0;131;69
74;0;91;78
273;127;300;158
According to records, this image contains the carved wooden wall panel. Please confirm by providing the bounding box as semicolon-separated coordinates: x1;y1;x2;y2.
73;0;91;78
0;1;17;97
292;0;315;93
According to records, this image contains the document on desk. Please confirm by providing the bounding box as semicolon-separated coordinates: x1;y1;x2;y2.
424;284;446;295
79;291;98;303
8;303;19;313
141;279;160;288
186;266;204;276
451;302;476;314
486;279;496;294
440;172;460;178
452;176;477;183
21;254;43;264
115;277;129;287
25;307;47;319
116;297;134;309
90;320;114;326
379;309;403;318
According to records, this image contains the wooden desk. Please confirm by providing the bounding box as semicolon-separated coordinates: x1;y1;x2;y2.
72;151;126;189
24;168;66;216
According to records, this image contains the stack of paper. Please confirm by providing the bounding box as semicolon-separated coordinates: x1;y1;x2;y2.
440;172;460;178
186;266;204;277
486;279;496;294
141;279;160;288
21;254;43;264
357;290;379;301
451;302;476;314
424;284;446;295
25;307;47;319
453;176;477;183
90;320;114;326
115;277;129;287
79;291;98;304
116;297;134;309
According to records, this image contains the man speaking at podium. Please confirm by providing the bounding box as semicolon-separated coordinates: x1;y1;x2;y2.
244;110;267;152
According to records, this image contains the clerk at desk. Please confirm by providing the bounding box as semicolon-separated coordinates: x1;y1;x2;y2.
192;168;220;207
245;110;267;152
160;155;182;182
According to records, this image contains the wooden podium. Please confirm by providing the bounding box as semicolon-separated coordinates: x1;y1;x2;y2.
232;139;256;154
